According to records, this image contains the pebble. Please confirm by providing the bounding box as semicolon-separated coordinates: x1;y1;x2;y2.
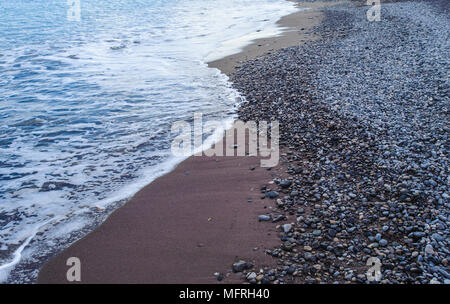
265;191;279;199
233;260;253;273
258;215;271;222
282;224;293;233
312;230;322;236
246;272;257;281
280;180;293;189
425;244;435;255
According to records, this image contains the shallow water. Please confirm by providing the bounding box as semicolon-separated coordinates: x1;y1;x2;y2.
0;0;298;282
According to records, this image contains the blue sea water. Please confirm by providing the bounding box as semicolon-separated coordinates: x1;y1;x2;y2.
0;0;298;282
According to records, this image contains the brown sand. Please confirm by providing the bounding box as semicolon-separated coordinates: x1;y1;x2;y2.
38;146;284;283
38;0;337;284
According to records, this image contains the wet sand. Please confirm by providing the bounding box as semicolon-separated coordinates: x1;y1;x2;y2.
38;0;334;284
208;1;342;76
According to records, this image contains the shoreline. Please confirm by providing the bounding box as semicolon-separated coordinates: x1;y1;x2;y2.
209;1;340;76
37;0;331;284
39;143;286;283
37;0;449;284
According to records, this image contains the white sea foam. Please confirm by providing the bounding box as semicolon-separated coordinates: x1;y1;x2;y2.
0;219;56;282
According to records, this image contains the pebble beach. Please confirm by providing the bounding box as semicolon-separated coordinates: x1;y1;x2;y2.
233;0;449;284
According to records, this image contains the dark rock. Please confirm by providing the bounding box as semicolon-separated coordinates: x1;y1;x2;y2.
265;191;279;199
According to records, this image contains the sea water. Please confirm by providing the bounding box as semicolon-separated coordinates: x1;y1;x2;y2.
0;0;298;282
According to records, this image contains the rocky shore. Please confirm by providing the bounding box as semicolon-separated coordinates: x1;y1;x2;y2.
231;0;449;284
